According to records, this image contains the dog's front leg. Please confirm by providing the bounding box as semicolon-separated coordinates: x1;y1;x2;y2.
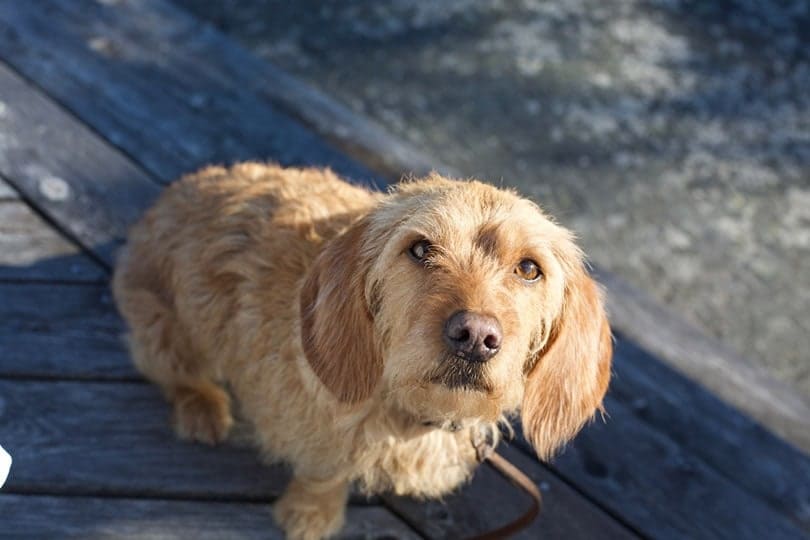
273;474;349;540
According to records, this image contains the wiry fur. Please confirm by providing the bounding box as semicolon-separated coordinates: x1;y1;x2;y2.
113;163;612;540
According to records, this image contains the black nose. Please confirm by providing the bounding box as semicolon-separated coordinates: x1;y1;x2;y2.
443;311;502;363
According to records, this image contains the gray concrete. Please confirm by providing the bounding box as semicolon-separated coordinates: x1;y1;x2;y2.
176;0;810;397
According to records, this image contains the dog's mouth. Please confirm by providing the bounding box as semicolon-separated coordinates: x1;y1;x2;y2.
426;356;493;394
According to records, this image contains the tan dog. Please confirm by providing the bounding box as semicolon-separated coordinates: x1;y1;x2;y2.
113;163;612;539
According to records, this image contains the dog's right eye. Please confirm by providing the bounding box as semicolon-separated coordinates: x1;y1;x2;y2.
408;239;432;263
516;259;542;282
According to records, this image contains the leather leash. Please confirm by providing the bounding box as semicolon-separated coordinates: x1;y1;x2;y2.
466;428;543;540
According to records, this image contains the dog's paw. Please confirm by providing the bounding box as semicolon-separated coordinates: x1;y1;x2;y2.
172;386;233;445
273;491;345;540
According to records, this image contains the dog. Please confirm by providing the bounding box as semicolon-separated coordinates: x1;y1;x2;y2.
113;163;612;539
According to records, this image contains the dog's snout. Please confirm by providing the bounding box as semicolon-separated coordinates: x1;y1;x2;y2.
443;311;502;363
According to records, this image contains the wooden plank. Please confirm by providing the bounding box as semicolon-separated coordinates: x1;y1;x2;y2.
0;379;634;539
181;22;455;182
385;443;636;540
0;284;635;540
0;199;105;282
0;380;287;499
0;62;160;265
1;290;803;539
510;398;809;539
0;495;419;539
0;283;134;379
0;378;633;538
0;379;381;505
0;178;17;199
497;333;810;538
597;269;810;454
0;0;378;188
608;335;810;533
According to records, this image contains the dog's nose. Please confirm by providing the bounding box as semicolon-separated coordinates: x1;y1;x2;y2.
443;311;502;363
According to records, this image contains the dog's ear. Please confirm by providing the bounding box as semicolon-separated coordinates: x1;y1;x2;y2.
521;263;612;460
299;218;382;403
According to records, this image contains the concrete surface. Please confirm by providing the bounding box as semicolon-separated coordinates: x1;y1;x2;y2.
175;0;810;397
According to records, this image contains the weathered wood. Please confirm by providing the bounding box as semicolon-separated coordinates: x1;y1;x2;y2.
0;373;634;538
0;278;633;539
385;443;636;540
200;34;457;181
0;495;419;539
608;335;810;533
0;378;634;538
597;269;810;454
0;62;160;265
0;0;378;189
0;380;287;499
0;200;105;282
496;334;810;538
0;379;383;506
3;284;805;539
511;398;809;539
0;283;135;380
0;178;17;199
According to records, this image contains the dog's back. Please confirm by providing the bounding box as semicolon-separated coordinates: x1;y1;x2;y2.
112;162;378;444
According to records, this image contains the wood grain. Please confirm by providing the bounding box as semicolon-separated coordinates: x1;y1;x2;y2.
0;0;379;188
0;200;105;282
0;494;419;539
0;283;134;379
0;178;18;199
0;380;288;499
598;269;810;453
0;61;160;265
513;395;809;540
385;443;636;540
0;378;636;538
3;292;803;538
608;335;810;533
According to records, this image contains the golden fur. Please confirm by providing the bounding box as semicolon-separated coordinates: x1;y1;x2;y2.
113;163;612;540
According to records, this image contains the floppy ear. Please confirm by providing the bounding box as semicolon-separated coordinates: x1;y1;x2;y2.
521;264;612;460
299;218;382;403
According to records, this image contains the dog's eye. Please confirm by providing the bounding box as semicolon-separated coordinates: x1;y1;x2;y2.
408;239;432;263
515;259;542;281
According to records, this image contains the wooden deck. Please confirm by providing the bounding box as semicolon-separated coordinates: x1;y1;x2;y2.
0;1;808;538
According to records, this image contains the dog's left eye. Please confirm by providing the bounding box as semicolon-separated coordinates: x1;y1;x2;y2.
515;259;542;281
408;239;432;263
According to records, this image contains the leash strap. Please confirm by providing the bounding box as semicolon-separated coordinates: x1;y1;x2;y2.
467;429;543;540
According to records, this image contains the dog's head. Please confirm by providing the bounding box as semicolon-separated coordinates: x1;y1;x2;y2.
300;175;611;459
